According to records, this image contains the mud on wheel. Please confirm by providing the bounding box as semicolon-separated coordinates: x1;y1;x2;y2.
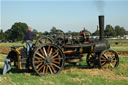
32;44;64;76
99;49;119;69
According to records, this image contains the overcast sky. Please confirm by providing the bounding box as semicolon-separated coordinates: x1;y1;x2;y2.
1;0;128;32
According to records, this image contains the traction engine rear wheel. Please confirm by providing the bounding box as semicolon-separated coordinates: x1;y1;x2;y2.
99;49;119;69
32;44;64;76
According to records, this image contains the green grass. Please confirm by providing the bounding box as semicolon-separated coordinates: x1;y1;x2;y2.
0;71;128;85
110;47;128;51
0;53;128;85
107;39;128;47
106;39;128;51
0;54;6;62
0;42;25;47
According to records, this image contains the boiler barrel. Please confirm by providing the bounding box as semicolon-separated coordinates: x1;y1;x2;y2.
93;40;110;52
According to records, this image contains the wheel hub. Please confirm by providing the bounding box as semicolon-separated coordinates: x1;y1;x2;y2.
44;56;51;65
106;56;111;64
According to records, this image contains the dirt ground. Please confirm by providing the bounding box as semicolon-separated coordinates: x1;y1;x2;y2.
0;46;11;55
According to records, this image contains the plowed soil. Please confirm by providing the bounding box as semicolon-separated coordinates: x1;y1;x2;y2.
117;51;128;56
0;46;11;55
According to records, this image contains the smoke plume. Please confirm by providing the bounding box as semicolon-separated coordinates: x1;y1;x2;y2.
95;0;105;15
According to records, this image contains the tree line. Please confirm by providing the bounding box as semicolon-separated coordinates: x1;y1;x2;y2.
0;22;128;42
92;24;128;37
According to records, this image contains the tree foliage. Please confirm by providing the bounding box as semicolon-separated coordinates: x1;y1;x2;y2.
0;29;6;42
93;25;127;37
10;22;28;41
115;25;127;37
104;24;116;37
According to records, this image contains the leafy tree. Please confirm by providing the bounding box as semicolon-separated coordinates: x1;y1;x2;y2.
43;31;49;35
50;27;63;34
5;29;13;41
115;25;126;37
50;27;57;34
126;31;128;35
0;29;6;42
105;25;116;37
10;22;28;41
33;29;38;34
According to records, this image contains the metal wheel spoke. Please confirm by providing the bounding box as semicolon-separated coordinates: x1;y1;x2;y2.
102;55;107;59
101;62;106;66
50;64;56;73
34;56;43;60
52;63;60;69
100;60;107;61
36;52;45;59
109;63;114;68
48;65;53;74
37;64;44;72
43;47;48;56
52;53;59;59
40;48;45;56
47;45;51;55
34;61;43;63
52;61;60;64
110;52;115;57
52;50;58;56
46;65;48;74
52;57;63;61
111;56;116;60
49;48;53;56
111;60;117;62
36;63;43;69
43;66;46;74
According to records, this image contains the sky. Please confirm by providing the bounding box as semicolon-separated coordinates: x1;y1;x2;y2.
1;0;128;33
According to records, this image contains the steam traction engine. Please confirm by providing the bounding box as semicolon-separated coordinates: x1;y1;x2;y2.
6;16;119;76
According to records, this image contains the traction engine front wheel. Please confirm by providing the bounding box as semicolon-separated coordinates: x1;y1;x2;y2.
99;49;119;69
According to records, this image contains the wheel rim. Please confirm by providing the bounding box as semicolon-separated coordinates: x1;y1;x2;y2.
35;36;53;47
99;49;119;69
32;44;64;76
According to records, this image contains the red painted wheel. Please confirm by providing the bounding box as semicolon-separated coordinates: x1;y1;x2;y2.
32;44;64;76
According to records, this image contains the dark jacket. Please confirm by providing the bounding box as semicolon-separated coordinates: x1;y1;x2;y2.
25;30;36;41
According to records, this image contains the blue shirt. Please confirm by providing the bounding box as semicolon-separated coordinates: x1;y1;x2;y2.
25;30;36;41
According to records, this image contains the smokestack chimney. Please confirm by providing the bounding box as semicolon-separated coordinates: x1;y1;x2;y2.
99;15;104;40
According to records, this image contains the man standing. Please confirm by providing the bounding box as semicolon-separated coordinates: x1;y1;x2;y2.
25;27;38;56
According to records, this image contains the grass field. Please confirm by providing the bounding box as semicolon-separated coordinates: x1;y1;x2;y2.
0;54;128;85
0;42;25;47
0;39;128;85
107;39;128;51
